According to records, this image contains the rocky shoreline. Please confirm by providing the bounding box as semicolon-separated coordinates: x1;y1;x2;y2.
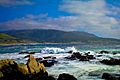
0;54;77;80
0;49;120;80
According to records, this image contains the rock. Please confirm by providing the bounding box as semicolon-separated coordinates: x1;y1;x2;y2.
79;56;89;61
0;71;3;78
67;51;73;53
86;55;95;59
0;55;49;80
0;59;21;80
65;52;95;61
57;73;77;80
26;54;47;74
36;57;43;61
99;50;109;54
40;60;57;67
19;52;35;54
29;52;36;54
17;63;29;75
47;76;56;80
24;55;30;58
100;59;120;65
19;52;29;54
113;52;117;55
73;52;82;59
0;59;16;69
102;73;120;80
43;56;56;60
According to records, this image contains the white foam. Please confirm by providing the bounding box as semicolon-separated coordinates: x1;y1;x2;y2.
64;46;78;53
41;47;65;54
40;46;78;54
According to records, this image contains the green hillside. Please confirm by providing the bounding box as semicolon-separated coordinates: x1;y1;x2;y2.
0;33;16;39
0;33;34;45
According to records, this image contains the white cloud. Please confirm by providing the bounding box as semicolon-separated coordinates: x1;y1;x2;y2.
59;0;120;39
0;0;120;39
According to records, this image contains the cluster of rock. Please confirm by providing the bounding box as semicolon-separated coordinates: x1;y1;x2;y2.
24;55;57;67
0;55;49;80
65;52;95;61
0;55;77;80
102;73;120;80
100;58;120;65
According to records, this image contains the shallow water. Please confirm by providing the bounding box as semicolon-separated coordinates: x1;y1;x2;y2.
0;44;120;80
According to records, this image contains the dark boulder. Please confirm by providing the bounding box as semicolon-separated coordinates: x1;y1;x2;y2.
24;55;30;58
65;55;76;60
79;56;89;61
57;73;77;80
36;57;43;61
100;59;120;65
67;51;73;53
19;52;35;54
43;56;56;60
40;60;57;67
73;52;81;59
19;52;29;54
99;50;109;54
29;52;36;54
87;55;95;59
65;52;95;61
102;73;120;80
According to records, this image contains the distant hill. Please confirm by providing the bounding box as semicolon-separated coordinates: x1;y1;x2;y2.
0;33;33;44
1;29;120;44
0;33;16;39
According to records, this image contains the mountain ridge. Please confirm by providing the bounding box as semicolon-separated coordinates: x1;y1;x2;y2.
0;29;120;44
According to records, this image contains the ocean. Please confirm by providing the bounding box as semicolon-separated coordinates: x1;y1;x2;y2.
0;44;120;80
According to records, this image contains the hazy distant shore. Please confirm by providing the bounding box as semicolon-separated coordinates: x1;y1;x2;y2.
0;42;85;46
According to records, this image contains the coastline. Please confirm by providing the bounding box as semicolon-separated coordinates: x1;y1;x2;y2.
0;42;84;46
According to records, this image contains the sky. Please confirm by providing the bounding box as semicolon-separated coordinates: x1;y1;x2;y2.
0;0;120;39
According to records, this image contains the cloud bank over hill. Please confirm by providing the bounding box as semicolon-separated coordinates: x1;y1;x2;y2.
0;0;120;39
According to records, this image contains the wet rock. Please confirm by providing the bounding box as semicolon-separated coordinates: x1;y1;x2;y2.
24;55;30;58
43;56;56;60
65;55;76;60
100;59;120;65
99;50;109;54
29;52;36;54
113;52;117;55
19;52;35;54
57;73;77;80
67;50;73;53
36;57;43;61
19;52;29;54
47;76;56;80
65;52;95;61
79;56;89;61
40;60;57;67
73;52;82;59
87;55;95;59
102;73;120;80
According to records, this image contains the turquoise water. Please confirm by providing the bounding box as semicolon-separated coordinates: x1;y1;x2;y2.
0;44;120;54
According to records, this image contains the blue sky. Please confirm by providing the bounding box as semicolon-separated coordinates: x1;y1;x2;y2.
0;0;120;39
